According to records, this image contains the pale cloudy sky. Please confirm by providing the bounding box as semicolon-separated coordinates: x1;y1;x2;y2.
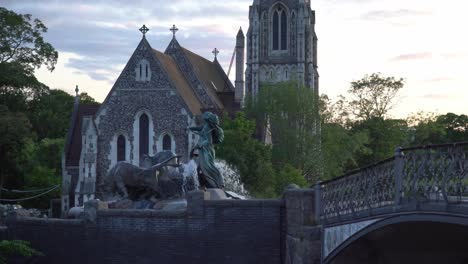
2;0;467;118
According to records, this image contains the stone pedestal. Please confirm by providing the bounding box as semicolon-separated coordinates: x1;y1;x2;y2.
205;188;227;200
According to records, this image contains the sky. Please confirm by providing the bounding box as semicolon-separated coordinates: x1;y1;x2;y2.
2;0;467;118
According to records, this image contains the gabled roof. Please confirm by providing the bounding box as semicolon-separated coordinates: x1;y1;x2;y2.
182;47;234;93
152;50;202;115
65;103;100;167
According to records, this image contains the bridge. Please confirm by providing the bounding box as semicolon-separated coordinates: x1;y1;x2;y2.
301;142;468;264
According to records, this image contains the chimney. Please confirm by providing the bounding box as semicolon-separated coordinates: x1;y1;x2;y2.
235;27;245;104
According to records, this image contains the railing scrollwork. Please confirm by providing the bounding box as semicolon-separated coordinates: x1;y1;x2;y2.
318;142;468;225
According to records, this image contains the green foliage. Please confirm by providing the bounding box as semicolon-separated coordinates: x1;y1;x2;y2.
0;7;58;111
321;123;369;180
407;112;468;146
217;112;276;197
347;73;404;121
28;89;75;140
352;118;408;166
0;240;43;264
246;81;320;181
0;105;34;192
21;165;60;209
0;7;58;71
274;164;307;194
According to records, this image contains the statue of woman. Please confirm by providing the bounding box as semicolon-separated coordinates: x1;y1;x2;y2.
189;112;224;189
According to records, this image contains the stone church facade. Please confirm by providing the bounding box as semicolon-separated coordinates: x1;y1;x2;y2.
61;0;318;213
62;29;244;213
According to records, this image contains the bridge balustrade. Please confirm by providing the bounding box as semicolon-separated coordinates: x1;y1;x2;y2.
317;142;468;225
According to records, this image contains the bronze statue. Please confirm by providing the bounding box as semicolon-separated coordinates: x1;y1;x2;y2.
189;112;224;189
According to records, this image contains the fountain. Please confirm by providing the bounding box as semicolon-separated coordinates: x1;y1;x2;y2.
81;112;248;213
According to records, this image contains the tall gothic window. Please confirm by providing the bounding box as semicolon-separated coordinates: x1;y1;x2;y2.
272;6;287;51
163;134;172;151
117;135;126;161
139;114;149;157
273;11;279;50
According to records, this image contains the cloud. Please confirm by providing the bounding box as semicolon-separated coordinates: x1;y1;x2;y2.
390;52;432;61
3;0;248;82
361;9;431;20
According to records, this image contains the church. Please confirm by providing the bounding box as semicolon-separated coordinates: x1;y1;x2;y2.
61;0;319;213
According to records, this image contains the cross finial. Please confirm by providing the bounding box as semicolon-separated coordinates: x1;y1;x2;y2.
139;24;149;37
170;24;179;38
212;48;219;60
75;85;79;96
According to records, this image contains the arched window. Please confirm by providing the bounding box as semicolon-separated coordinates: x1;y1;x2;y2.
281;11;287;50
272;5;287;51
273;11;279;50
163;134;172;151
117;135;126;161
139;114;149;157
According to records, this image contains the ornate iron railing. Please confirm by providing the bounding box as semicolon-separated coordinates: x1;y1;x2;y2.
317;142;468;225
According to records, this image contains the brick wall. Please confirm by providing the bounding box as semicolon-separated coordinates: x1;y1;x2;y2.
5;198;283;264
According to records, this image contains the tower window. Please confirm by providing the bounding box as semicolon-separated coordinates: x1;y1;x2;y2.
145;64;148;78
281;11;287;50
139;64;142;78
273;12;279;50
272;6;287;51
117;135;126;161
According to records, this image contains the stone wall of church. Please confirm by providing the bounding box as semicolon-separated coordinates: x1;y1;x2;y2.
94;39;194;195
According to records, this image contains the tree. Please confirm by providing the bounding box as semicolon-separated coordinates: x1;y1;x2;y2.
246;81;320;182
347;73;404;121
217;112;276;197
436;113;468;142
407;112;468;146
0;105;34;197
0;7;58;109
351;117;408;166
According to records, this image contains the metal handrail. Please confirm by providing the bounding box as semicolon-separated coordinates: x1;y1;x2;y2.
318;142;468;224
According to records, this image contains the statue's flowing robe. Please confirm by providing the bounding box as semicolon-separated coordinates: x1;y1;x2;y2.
190;125;224;188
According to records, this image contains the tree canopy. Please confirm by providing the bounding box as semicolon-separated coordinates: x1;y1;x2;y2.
0;7;58;108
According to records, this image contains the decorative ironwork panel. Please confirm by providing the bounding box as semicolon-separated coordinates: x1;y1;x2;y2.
320;159;395;222
320;142;468;225
401;143;468;204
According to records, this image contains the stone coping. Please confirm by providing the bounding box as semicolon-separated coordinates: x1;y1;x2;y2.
7;217;84;226
97;209;187;218
204;199;283;208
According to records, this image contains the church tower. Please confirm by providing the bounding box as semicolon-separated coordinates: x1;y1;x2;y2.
245;0;319;97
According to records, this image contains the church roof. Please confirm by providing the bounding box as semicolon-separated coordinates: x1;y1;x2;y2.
152;49;202;115
65;103;100;167
181;48;233;109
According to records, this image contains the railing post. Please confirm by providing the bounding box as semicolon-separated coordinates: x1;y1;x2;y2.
314;181;322;224
394;147;404;206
